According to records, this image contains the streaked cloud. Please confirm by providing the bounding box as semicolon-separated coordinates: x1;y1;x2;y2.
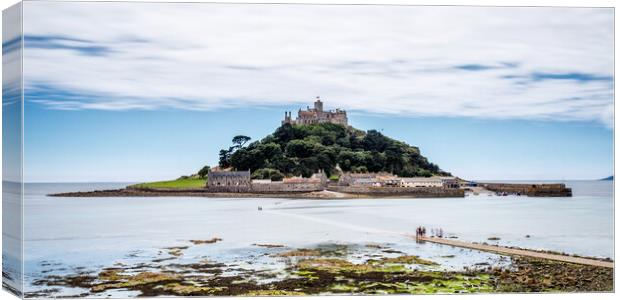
22;2;614;126
24;35;113;57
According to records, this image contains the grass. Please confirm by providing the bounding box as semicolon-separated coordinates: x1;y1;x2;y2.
129;177;206;190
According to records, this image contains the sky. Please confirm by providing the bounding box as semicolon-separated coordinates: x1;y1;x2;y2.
12;1;614;182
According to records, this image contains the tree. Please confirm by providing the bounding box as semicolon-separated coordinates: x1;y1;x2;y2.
229;148;256;171
273;123;295;144
219;135;252;168
362;130;388;152
367;151;386;172
257;143;282;161
285;140;317;158
197;165;211;178
219;149;231;168
336;150;356;172
222;123;447;178
232;135;252;149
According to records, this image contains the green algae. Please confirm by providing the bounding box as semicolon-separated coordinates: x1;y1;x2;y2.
378;255;438;266
296;255;438;275
294;270;319;280
29;243;614;297
276;244;350;258
97;269;123;281
327;274;495;295
155;283;225;295
291;254;497;295
275;249;321;257
91;272;179;293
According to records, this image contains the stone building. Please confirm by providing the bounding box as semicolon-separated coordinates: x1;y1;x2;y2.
399;177;444;188
283;172;327;185
341;172;459;189
251;172;328;193
339;172;393;186
207;170;251;192
399;177;458;188
438;177;460;189
282;97;348;126
208;170;328;193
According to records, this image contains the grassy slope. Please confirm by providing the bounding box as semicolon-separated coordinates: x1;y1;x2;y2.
129;178;206;189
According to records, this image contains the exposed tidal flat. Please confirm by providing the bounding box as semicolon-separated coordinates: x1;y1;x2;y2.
22;181;613;297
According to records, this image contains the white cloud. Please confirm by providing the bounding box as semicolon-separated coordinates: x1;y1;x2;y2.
22;2;614;126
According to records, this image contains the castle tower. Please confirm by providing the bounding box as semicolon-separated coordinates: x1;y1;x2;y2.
282;111;293;125
314;96;323;112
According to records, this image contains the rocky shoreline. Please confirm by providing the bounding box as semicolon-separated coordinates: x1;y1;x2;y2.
26;240;613;297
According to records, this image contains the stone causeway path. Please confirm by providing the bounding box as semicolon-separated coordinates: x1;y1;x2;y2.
415;236;614;269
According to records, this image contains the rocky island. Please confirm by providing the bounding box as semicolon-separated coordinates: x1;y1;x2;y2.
51;98;571;198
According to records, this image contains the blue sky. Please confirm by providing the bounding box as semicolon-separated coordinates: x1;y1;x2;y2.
16;2;613;182
23;102;612;182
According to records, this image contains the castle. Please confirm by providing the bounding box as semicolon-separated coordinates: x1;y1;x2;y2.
282;97;348;126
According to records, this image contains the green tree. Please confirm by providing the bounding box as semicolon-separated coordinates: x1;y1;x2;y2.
362;130;388;152
285;140;318;158
232;135;252;148
197;165;211;179
221;123;449;178
219;149;232;168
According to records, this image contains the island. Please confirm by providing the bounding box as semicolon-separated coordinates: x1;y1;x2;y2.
51;98;571;198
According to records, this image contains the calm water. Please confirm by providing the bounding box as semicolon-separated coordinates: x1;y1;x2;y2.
21;180;613;295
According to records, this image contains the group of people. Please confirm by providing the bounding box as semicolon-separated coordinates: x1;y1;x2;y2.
415;226;427;237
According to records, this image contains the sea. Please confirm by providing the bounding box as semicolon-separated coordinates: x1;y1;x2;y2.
5;180;614;296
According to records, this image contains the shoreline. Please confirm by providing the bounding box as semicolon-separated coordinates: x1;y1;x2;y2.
46;182;574;198
47;187;466;199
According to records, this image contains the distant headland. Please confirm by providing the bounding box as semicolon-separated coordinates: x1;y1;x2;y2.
50;97;571;198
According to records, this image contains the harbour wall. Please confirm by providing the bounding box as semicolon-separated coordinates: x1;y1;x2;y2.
480;183;572;197
204;186;251;193
250;182;324;192
327;186;465;198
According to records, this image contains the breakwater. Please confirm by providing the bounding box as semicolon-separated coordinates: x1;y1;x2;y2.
327;186;465;198
480;183;572;197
